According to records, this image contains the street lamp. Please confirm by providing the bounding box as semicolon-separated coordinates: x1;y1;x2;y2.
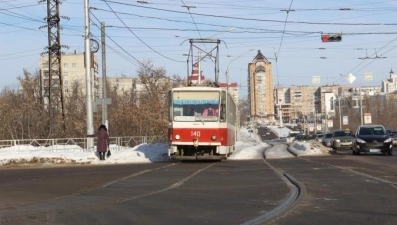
225;48;254;91
206;27;236;39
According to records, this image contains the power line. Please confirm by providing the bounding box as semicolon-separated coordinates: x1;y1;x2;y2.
99;0;397;26
102;0;183;63
275;0;294;86
90;12;180;82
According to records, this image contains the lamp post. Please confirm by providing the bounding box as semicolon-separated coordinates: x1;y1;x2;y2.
226;49;254;92
338;96;342;129
206;27;236;39
359;87;363;125
279;99;283;127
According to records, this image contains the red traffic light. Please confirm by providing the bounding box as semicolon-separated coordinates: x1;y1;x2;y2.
321;34;342;42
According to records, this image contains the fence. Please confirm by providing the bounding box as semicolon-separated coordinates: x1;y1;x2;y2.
0;136;167;152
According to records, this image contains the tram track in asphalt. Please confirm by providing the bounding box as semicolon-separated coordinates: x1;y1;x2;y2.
242;143;307;225
250;141;396;225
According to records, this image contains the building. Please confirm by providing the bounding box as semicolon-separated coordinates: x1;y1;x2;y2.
218;82;239;106
188;61;206;85
274;85;352;122
382;68;397;93
248;50;274;122
39;52;99;102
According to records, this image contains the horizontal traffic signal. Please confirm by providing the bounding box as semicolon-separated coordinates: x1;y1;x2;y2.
321;34;342;42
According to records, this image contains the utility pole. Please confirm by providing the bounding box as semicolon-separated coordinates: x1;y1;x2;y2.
314;109;317;135
84;0;94;150
338;96;342;129
358;88;363;125
101;22;108;127
198;51;201;84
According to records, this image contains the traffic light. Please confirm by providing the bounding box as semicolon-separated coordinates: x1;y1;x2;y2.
321;34;342;42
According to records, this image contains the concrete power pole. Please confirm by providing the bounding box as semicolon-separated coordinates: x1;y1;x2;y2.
84;0;94;150
101;22;108;128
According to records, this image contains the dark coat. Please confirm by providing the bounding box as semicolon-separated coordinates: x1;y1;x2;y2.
89;129;109;152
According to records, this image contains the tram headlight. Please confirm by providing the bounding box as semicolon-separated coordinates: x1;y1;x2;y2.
211;135;217;140
175;134;180;140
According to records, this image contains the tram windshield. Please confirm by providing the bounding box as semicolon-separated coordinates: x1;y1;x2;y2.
171;91;220;122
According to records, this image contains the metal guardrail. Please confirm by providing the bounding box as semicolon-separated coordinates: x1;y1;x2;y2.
0;136;167;152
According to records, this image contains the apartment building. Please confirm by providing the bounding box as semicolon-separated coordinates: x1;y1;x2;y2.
274;85;351;122
248;50;274;122
39;52;99;101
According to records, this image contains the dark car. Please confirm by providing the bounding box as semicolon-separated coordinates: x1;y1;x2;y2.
331;129;354;150
352;125;393;156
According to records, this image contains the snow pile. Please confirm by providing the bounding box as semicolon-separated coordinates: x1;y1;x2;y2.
291;141;330;156
229;143;268;160
0;128;330;167
0;143;169;167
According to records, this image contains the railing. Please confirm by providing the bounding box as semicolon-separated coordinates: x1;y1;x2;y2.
0;136;167;153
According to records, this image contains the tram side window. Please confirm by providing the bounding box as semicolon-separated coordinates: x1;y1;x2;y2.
220;91;226;122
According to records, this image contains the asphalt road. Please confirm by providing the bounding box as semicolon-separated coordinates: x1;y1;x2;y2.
0;159;289;225
1;146;397;225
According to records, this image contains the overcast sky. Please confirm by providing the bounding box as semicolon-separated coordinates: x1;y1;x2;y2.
2;0;397;98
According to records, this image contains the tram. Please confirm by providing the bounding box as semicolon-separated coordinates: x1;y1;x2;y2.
167;85;237;160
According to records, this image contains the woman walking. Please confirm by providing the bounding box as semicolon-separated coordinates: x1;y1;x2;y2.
88;124;110;160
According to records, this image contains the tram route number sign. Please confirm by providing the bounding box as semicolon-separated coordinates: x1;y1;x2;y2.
191;131;201;137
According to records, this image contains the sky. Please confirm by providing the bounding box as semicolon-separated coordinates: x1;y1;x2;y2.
3;0;397;98
0;127;328;166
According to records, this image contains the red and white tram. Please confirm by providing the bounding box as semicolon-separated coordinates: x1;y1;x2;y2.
167;85;237;160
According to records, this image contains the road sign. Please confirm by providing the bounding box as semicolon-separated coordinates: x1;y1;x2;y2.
312;76;321;84
93;98;112;112
343;116;349;125
364;113;372;124
364;72;373;81
346;73;356;84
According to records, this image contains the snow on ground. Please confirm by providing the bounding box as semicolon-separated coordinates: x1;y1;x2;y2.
267;126;292;138
0;127;330;167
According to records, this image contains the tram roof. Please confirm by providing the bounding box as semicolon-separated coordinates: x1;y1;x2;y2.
171;86;223;91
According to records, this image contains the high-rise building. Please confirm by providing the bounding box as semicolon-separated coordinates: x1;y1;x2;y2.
248;50;274;122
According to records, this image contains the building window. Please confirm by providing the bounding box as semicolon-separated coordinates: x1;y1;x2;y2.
72;63;76;67
63;72;68;76
63;63;68;68
294;92;302;97
72;72;77;76
64;80;68;85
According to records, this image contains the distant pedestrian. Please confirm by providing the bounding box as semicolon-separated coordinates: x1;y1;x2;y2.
88;124;110;160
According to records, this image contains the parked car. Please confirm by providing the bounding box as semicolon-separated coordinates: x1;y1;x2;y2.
392;133;397;147
331;129;354;150
387;129;397;147
322;132;333;147
315;133;324;142
352;124;393;156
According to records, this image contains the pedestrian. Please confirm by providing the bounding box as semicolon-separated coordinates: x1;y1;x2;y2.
88;124;110;160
